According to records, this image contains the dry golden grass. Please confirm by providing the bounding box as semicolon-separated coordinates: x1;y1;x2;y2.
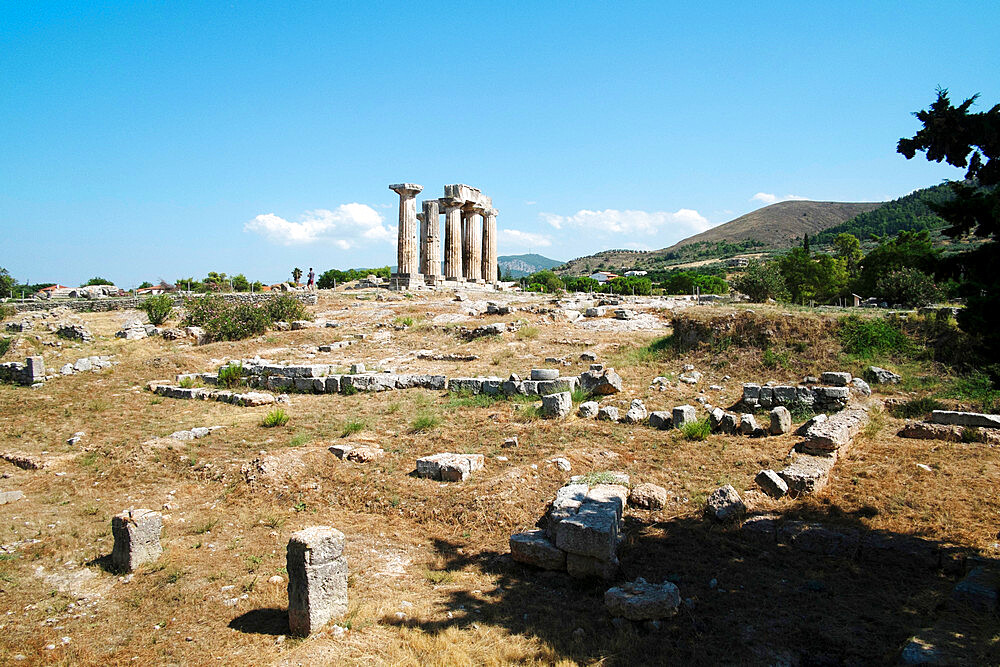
1;293;998;665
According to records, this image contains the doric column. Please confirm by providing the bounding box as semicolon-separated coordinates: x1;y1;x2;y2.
389;183;423;285
421;199;441;280
468;206;484;282
442;197;463;281
482;208;498;283
461;204;476;281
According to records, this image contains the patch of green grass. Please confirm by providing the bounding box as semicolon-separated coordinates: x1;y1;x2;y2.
288;432;310;447
217;361;246;389
961;427;987;443
571;388;590;403
394;316;414;327
447;390;500;408
78;451;99;467
681;418;712;441
514;403;542;422
942;371;1000;413
178;377;197;389
614;335;677;366
762;348;789;370
889;397;947;419
261;408;290;428
262;514;285;529
515;326;539;341
340;383;358;396
385;402;401;415
409;413;440;434
576;471;622;486
0;336;12;357
838;315;914;360
422;568;455;585
340;420;366;437
193;518;218;535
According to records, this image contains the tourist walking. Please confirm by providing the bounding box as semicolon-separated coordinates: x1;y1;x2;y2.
307;268;315;291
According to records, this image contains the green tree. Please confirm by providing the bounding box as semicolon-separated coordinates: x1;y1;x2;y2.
231;274;250;292
82;277;114;286
833;233;863;278
138;281;153;289
855;230;938;296
732;260;789;302
875;268;943;307
0;268;15;298
292;267;303;284
524;270;564;293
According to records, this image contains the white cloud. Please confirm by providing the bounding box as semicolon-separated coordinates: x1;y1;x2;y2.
751;192;809;204
244;204;394;247
499;228;552;249
541;208;712;236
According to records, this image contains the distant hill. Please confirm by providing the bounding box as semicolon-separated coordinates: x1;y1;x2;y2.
556;200;881;275
498;253;563;278
812;183;953;244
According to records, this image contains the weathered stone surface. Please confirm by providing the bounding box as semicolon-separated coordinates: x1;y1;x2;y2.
672;405;696;429
328;444;353;460
755;469;788;498
709;407;725;431
0;490;25;505
555;504;621;561
629;483;667;510
897;420;1000;445
740;514;778;545
820;371;852;386
866;366;901;384
541;391;572;418
812;386;850;410
778;454;836;495
739;413;760;436
795;412;827;435
578;401;599;418
719;412;739;435
623;399;648;424
850;377;871;397
799;408;869;454
931;410;1000;429
509;530;565;570
579;368;623;395
111;509;163;572
415;453;484;481
530;368;560;381
648;411;672;429
705;485;745;522
860;531;940;569
769;406;792;435
346;446;384;463
950;566;1000;612
566;552;619;579
605;578;680;620
550;457;572;472
287;526;348;636
778;521;859;557
597;405;619;422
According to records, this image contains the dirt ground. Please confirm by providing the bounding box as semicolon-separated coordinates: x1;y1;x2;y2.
1;289;998;665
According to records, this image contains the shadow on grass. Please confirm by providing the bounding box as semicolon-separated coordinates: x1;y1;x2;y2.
85;553;118;574
383;506;999;666
228;608;289;635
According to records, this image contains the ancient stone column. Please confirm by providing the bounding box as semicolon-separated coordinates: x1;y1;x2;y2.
287;526;348;636
421;199;442;282
416;211;426;275
482;208;498;284
111;509;163;572
442;197;464;281
468;206;484;282
389;183;423;287
461;204;477;282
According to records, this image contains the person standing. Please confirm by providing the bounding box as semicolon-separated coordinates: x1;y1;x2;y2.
307;268;315;291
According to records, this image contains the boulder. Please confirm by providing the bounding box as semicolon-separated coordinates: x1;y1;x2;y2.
865;366;901;384
629;483;667;510
579;368;623;395
755;470;788;498
597;406;619;422
541;391;573;419
578;401;599;418
672;405;696;429
769;406;792;435
605;578;680;620
623;399;648;424
705;485;745;522
719;412;739;435
648;411;672;430
850;377;872;397
510;530;566;570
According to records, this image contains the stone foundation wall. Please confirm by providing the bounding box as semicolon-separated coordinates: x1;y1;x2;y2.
8;292;317;313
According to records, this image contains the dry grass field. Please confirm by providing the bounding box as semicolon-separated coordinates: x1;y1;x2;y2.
1;290;998;665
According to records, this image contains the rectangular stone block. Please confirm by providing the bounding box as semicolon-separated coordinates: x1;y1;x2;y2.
510;530;566;570
555;505;619;561
26;356;45;383
536;377;578;395
931;411;1000;429
778;454;836;495
111;509;163;572
566;552;619;579
324;376;341;393
287;526;348;636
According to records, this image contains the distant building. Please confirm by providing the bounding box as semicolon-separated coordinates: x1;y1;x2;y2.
624;270;647;277
137;281;175;296
589;271;619;283
727;257;750;268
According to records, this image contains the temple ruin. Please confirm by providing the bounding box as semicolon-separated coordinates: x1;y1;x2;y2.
389;183;499;289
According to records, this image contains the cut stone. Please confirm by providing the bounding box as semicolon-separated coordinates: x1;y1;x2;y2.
566;552;619;579
623;399;648;424
648;411;672;430
820;371;852;386
605;578;680;620
739;413;760;436
778;521;860;558
111;509;163;572
866;366;901;384
799;408;869;454
579;368;623;395
705;485;745;522
415;453;485;481
287;526;348;636
530;369;560;381
672;405;696;429
510;530;566;570
541;391;572;419
931;410;1000;429
769;406;792;435
597;405;619;422
578;401;599;418
778;454;837;495
755;469;788;498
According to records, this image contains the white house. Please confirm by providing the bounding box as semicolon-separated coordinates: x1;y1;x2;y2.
624;270;647;277
589;271;619;283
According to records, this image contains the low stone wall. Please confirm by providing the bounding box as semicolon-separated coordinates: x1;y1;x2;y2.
0;356;44;386
9;292;317;313
741;383;849;412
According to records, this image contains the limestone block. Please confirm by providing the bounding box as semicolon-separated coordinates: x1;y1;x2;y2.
0;490;25;505
739;413;760;435
772;385;798;405
541;391;572;419
812;386;850;409
755;469;788;498
648;411;672;430
769;406;792;435
931;410;1000;429
111;509;163;572
623;399;648;424
865;366;901;384
799;408;869;454
705;485;745;522
448;377;484;394
672;405;696;429
536;377;578;395
324;376;341;393
820;371;852;386
579;368;622;395
415;453;484;481
555;505;619;561
860;531;940;569
510;530;566;570
778;454;836;494
795;412;827;435
566;552;619;579
950;566;1000;612
629;483;667;510
719;412;739;435
597;405;619;422
742;383;761;404
605;578;680;620
287;526;348;636
740;514;779;545
530;368;560;381
850;377;871;397
578;401;599;418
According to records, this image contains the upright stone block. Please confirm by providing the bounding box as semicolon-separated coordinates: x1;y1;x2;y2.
26;356;45;383
287;526;348;636
111;509;163;572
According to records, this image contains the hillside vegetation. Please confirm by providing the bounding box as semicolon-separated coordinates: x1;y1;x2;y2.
813;183;953;245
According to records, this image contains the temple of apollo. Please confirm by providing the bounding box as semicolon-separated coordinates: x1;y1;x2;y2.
389;183;499;289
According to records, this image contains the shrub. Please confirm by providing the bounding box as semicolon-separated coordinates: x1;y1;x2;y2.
217;361;245;388
961;427;986;443
681;418;712;441
341;420;366;437
875;268;943;307
0;304;14;321
261;408;289;428
178;376;197;389
409;413;440;434
183;295;228;326
889;397;945;419
838;315;913;358
0;336;11;357
264;295;309;323
205;303;271;342
141;295;174;325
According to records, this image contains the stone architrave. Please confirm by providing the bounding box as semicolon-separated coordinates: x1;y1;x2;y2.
442;197;464;282
482;208;498;283
389;183;424;288
421;199;442;283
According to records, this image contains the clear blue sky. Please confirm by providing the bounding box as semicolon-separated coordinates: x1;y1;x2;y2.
2;1;998;287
